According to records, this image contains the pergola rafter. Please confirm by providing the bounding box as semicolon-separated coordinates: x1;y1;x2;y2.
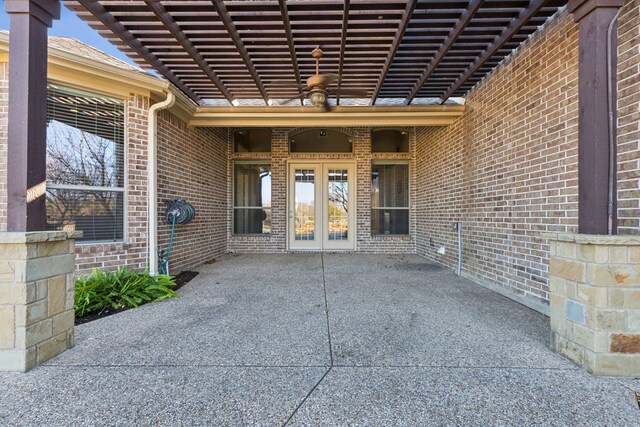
211;0;269;105
370;0;418;106
66;0;566;104
439;0;551;103
76;0;199;103
336;0;350;106
278;0;304;106
144;0;233;104
404;0;484;105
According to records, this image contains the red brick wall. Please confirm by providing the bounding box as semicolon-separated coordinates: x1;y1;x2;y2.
416;3;640;310
156;110;228;272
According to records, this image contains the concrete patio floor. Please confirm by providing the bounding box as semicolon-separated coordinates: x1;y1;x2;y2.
1;253;639;426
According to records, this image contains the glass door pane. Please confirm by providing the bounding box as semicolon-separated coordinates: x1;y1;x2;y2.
294;169;316;241
327;169;349;241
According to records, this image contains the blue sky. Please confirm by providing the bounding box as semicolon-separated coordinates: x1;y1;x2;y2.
0;1;138;69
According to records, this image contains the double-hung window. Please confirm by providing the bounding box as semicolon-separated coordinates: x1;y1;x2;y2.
371;161;409;235
45;84;125;243
233;161;272;234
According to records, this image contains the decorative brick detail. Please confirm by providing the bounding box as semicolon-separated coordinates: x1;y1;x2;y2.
547;232;640;376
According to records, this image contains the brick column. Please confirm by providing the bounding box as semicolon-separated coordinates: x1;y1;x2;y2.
546;233;640;376
0;231;80;372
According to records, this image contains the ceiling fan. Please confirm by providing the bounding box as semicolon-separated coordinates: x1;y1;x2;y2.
283;46;368;111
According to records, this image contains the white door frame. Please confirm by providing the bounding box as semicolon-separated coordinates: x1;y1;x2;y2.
287;160;356;251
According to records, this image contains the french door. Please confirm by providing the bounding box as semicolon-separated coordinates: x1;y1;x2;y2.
288;161;356;251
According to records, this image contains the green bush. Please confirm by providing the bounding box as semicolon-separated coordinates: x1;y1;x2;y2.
74;268;177;317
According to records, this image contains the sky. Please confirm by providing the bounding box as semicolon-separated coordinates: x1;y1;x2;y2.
0;1;139;70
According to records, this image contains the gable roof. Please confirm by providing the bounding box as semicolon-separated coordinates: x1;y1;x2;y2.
48;35;144;74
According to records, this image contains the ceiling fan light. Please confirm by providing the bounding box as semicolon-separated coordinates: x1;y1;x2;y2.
309;90;326;107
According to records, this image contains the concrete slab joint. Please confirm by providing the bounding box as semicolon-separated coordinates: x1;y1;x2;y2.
545;232;640;376
0;231;79;372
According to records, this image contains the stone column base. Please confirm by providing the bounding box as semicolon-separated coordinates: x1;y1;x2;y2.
0;231;80;372
544;233;640;376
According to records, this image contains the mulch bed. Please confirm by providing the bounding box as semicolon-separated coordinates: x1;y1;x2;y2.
74;271;199;326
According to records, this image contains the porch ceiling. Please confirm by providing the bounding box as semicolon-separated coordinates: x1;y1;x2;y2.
65;0;566;107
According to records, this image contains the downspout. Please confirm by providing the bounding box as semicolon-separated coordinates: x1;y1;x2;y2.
148;91;175;275
606;8;622;235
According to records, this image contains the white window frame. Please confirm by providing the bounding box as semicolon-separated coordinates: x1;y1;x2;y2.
45;82;127;244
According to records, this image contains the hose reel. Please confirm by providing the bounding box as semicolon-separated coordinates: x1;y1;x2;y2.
164;199;196;225
159;200;196;275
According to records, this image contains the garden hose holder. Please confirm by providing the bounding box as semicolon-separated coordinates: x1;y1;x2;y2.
158;200;195;275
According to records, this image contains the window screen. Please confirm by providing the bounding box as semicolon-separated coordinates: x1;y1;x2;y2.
234;162;272;234
45;84;125;243
371;162;409;235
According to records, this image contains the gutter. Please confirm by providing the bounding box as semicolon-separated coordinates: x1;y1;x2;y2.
148;91;175;275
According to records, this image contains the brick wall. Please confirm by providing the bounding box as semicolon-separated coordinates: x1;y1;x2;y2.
415;3;640;310
618;0;640;233
228;127;417;253
0;62;6;232
156;110;228;273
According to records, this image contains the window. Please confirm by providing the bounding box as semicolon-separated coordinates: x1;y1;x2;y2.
290;129;352;153
371;129;409;153
234;162;272;234
234;129;271;152
45;84;125;243
371;162;409;235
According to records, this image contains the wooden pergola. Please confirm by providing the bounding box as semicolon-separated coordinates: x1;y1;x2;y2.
65;0;566;106
2;0;625;235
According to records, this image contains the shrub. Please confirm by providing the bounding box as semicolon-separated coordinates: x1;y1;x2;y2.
74;268;177;317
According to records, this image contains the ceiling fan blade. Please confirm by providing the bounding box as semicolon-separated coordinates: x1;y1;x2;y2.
279;93;307;105
321;73;338;85
328;88;369;97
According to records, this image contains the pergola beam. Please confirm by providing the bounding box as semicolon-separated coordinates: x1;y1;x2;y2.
278;0;304;106
439;0;548;102
144;0;233;104
370;0;418;105
77;0;199;103
211;0;269;105
336;0;350;106
404;0;484;105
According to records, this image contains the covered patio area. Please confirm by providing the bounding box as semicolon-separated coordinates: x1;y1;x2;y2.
1;254;638;424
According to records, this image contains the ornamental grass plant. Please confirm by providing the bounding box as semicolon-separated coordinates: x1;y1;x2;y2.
74;268;177;317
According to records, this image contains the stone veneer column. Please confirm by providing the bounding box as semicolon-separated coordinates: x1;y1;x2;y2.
546;233;640;376
0;231;80;372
